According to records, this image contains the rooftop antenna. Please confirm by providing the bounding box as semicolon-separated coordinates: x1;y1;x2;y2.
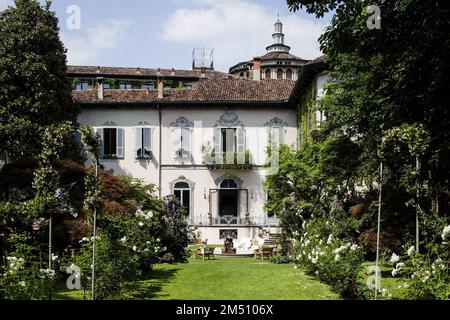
192;47;215;71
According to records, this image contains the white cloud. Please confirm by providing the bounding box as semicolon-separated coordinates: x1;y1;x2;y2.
62;19;134;65
161;0;326;71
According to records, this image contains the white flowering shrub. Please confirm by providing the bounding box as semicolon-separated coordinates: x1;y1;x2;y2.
72;212;162;300
403;243;450;300
294;215;365;297
0;234;56;300
442;225;450;242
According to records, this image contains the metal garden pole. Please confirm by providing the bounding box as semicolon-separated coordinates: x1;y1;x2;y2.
415;156;420;253
91;163;98;300
375;161;383;300
48;215;52;269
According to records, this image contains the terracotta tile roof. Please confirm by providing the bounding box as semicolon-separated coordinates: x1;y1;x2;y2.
67;65;229;80
73;79;296;105
307;55;328;64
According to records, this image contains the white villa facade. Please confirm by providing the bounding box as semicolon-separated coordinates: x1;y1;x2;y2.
78;106;298;244
70;19;329;246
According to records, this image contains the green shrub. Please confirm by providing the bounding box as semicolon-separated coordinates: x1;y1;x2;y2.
403;242;450;300
0;233;57;300
270;255;294;264
294;215;365;298
71;208;162;299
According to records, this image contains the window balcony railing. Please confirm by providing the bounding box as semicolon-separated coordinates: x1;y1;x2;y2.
203;150;253;170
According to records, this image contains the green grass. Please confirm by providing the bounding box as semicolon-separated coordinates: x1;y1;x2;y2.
56;257;339;300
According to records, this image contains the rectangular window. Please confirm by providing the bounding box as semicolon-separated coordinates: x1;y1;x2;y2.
103;128;117;156
141;83;155;89
135;128;152;159
76;82;89;91
182;190;190;209
269;126;285;146
103;83;111;89
221;128;236;153
172;127;191;159
119;83;132;89
96;128;125;159
214;127;246;164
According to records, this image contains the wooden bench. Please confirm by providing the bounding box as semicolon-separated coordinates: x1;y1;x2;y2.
254;247;275;260
195;247;216;260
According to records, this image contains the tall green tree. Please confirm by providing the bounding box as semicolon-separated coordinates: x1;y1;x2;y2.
287;0;450;216
0;0;79;161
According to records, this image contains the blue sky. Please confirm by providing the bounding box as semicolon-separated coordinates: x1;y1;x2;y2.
0;0;331;72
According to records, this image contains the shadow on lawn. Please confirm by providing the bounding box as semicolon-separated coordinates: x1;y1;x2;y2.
122;265;180;300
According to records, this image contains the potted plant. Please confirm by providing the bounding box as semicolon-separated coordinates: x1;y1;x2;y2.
192;229;202;245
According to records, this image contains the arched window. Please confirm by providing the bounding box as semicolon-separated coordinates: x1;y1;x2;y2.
265;69;271;80
220;179;238;189
239;72;244;78
277;69;283;80
174;182;191;212
286;69;293;80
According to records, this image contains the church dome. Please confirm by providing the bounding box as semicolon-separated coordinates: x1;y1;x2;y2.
229;16;309;80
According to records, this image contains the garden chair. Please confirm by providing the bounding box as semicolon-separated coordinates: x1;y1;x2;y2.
254;247;275;260
203;247;216;260
195;247;215;260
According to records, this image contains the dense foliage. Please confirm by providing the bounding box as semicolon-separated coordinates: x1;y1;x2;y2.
294;210;365;297
0;0;80;161
264;0;450;299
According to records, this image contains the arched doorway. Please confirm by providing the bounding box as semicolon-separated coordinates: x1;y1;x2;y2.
209;176;248;225
265;69;271;80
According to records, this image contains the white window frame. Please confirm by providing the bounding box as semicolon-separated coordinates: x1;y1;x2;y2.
95;126;125;159
135;127;153;160
171;179;195;218
214;127;246;164
269;125;286;146
172;127;192;161
76;81;89;91
119;83;132;90
141;83;155;89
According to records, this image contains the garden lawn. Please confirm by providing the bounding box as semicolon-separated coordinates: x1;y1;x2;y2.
56;257;339;300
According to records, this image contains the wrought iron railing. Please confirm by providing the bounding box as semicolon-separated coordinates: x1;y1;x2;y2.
187;216;279;227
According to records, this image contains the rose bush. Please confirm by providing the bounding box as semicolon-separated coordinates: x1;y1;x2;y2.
294;213;365;298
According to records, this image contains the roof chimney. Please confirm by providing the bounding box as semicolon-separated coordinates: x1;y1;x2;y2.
97;77;104;100
157;78;164;99
253;58;261;81
200;67;207;79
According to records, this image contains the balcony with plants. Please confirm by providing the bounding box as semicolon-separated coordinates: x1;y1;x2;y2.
201;144;252;170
